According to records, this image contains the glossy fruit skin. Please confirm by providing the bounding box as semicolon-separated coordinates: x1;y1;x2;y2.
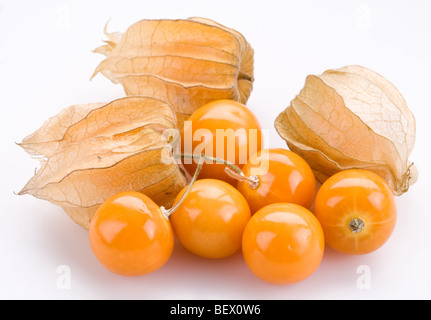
237;148;316;214
89;191;174;276
314;169;397;255
181;100;262;185
242;203;325;285
170;179;251;259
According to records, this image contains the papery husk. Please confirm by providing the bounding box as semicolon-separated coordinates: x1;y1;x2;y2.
19;96;186;229
275;65;418;196
91;17;254;127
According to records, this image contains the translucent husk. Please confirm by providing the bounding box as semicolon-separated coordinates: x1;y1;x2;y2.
18;96;186;229
275;65;418;195
92;17;254;127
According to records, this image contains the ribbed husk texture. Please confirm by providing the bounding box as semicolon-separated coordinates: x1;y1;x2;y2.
92;17;254;127
18;97;186;229
275;65;417;196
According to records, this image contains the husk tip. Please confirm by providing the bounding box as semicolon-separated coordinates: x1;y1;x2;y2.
90;66;101;81
15;186;28;197
393;162;418;196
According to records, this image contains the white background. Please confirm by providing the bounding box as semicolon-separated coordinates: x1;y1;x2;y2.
1;0;430;300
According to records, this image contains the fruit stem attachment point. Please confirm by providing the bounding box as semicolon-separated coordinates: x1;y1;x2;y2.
161;154;205;219
349;218;365;233
224;167;259;189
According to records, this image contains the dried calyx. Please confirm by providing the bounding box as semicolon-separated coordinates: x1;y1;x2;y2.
18;96;186;229
275;65;418;196
92;17;254;127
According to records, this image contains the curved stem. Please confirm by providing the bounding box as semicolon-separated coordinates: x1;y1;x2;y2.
173;153;259;189
224;167;260;189
161;154;205;219
173;153;243;174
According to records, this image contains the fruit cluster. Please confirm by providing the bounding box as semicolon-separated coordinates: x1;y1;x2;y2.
89;100;397;285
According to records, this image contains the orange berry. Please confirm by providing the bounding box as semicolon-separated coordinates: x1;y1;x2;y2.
242;203;324;284
170;179;251;259
89;191;174;276
314;169;397;255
